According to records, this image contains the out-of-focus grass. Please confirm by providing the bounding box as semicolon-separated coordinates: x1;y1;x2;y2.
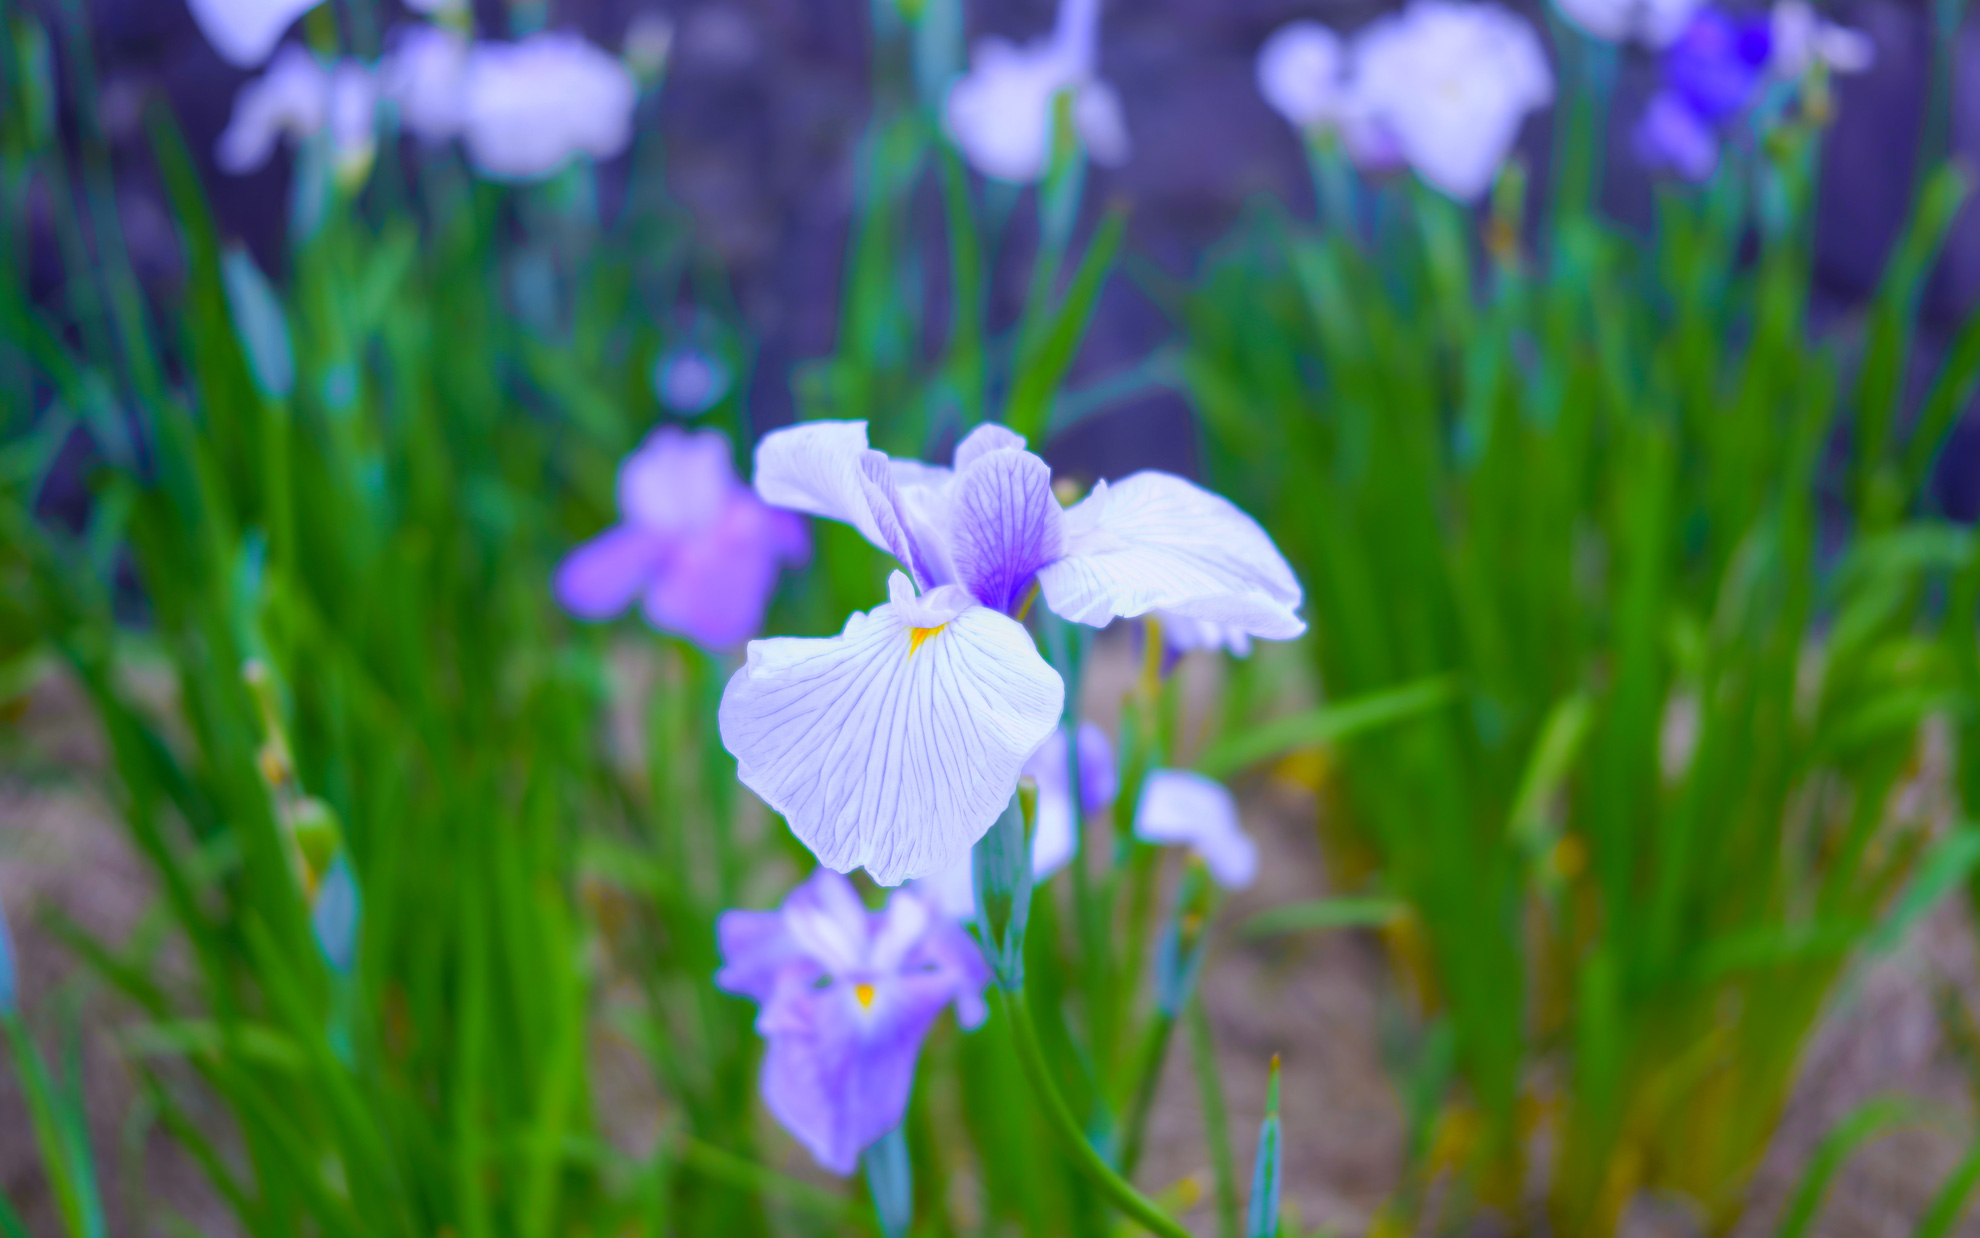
1183;66;1980;1232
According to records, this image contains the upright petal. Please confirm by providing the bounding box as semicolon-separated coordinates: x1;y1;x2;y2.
953;424;1028;472
949;448;1065;614
384;23;470;142
1038;472;1305;639
719;575;1064;886
1134;769;1259;889
780;868;873;976
620;426;736;533
754;420;937;578
188;0;323;68
1258;22;1347;130
555;525;672;620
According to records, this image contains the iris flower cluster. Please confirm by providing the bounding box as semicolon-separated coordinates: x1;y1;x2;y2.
557;414;1302;1170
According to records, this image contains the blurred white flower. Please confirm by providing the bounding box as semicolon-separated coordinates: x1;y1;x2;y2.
383;23;471;142
457;32;639;182
1550;0;1702;46
943;0;1128;182
1770;0;1874;77
1257;21;1350;132
217;46;377;182
1351;1;1552;202
1134;769;1258;889
187;0;323;69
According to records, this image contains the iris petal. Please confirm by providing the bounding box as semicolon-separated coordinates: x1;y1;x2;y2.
719;574;1064;885
1134;769;1259;889
949;448;1064;613
1037;472;1305;638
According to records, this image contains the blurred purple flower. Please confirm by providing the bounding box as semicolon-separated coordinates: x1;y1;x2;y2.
1633;7;1771;181
555;427;809;650
716;869;989;1174
916;721;1116;918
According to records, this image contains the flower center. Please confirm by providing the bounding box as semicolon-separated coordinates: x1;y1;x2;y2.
854;982;877;1009
907;625;946;656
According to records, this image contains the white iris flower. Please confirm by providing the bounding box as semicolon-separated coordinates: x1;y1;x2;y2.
719;422;1303;886
187;0;324;68
943;0;1129;181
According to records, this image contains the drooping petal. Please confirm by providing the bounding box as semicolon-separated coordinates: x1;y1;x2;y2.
719;573;1064;886
757;987;910;1174
949;448;1065;613
188;0;323;68
1160;612;1254;659
1038;472;1305;639
1134;769;1258;889
554;525;672;620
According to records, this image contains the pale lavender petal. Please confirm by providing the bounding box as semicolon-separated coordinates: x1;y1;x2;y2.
952;424;1028;472
619;426;737;533
459;32;637;182
915;917;993;1029
1038;472;1304;639
383;23;470;143
715;908;801;1003
718;574;1064;885
857;452;942;588
914;856;979;921
1020;721;1113;880
1135;769;1258;889
949;448;1065;613
868;888;935;973
554;525;672;619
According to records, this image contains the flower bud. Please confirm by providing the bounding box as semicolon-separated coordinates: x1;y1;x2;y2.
1154;859;1215;1016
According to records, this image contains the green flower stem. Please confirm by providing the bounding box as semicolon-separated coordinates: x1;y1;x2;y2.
1116;1007;1178;1181
997;987;1195;1238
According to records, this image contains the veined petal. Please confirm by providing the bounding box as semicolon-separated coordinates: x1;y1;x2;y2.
1038;472;1305;638
754;420;884;536
1134;769;1258;889
950;448;1064;613
719;577;1064;886
953;423;1028;472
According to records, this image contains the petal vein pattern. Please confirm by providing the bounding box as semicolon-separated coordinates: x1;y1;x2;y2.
720;588;1064;885
1037;472;1306;637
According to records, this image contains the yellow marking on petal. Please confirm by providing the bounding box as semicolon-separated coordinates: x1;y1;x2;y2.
907;625;946;656
854;983;877;1009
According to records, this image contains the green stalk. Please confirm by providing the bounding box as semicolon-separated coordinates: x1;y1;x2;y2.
996;987;1195;1238
1187;997;1240;1238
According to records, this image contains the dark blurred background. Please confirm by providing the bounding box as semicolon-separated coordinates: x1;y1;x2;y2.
55;0;1980;515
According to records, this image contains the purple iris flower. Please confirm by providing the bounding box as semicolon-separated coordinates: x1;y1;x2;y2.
555;427;811;650
719;421;1302;886
1634;7;1772;182
716;868;990;1174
